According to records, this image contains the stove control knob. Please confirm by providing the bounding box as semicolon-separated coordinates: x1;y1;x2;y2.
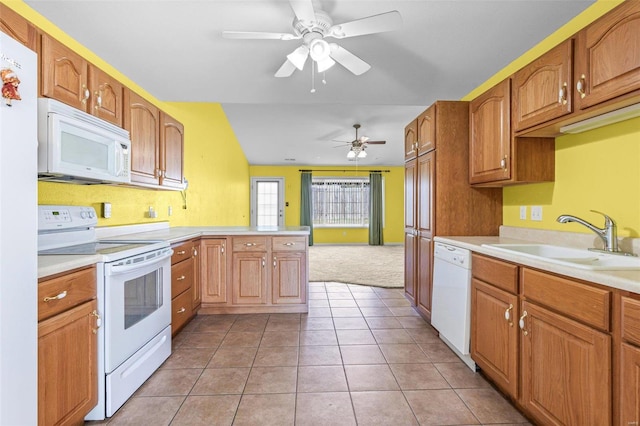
80;211;88;219
88;210;96;219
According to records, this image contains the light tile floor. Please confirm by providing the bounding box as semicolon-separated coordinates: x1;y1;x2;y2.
92;282;531;425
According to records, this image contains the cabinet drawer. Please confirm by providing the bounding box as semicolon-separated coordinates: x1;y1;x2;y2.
472;254;518;294
521;268;610;331
233;236;267;252
171;241;194;265
38;267;96;322
272;236;306;251
171;257;193;299
171;289;192;335
621;296;640;346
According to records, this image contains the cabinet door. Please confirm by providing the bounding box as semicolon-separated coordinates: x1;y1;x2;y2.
201;239;228;304
574;1;640;111
520;301;611;426
417;151;433;236
41;34;89;111
38;300;98;426
469;79;511;184
621;343;640;426
0;3;36;50
88;66;123;127
471;278;518;398
191;241;201;310
159;111;184;189
512;39;573;131
404;158;417;231
232;252;267;305
416;236;432;320
124;89;160;185
272;251;306;304
417;105;435;154
404;119;418;161
404;232;416;305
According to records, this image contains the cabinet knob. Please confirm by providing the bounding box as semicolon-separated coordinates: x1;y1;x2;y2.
43;290;67;302
500;155;508;170
91;310;101;333
519;310;528;336
558;82;568;105
176;275;186;281
81;85;90;104
177;307;186;314
176;250;186;255
576;74;587;99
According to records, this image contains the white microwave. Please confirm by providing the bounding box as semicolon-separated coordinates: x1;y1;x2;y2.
37;98;131;184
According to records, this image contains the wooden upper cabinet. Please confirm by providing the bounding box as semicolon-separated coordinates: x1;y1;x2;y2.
469;79;511;185
574;1;640;111
417;105;435;154
41;34;89;111
88;67;124;127
512;39;573;132
404;119;418;161
0;4;36;50
160;111;185;189
124;89;160;185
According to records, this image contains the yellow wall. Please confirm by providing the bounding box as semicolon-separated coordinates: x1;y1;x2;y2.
463;0;640;237
249;166;405;244
7;1;251;227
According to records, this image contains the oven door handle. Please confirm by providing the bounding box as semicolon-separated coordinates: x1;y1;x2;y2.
107;249;173;275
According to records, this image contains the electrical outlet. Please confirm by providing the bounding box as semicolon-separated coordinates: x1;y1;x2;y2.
168;206;172;216
148;206;157;218
519;206;527;220
531;206;543;221
102;202;111;219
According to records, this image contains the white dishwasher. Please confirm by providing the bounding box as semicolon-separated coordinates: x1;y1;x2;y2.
431;242;476;371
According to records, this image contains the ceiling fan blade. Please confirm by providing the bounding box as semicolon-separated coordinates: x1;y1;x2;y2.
365;141;386;144
222;31;300;40
275;59;297;78
289;0;316;24
329;44;371;75
286;45;309;70
328;11;402;39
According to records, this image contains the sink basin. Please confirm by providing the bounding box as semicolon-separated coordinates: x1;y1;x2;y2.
482;244;640;271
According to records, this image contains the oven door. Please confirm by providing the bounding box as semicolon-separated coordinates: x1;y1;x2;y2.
103;248;172;372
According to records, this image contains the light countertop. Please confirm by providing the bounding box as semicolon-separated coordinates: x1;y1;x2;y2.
434;235;640;294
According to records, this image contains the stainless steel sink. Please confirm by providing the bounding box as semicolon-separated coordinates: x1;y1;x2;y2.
482;243;640;271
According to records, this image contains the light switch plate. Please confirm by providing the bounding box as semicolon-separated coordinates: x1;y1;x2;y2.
531;206;543;221
102;202;111;219
519;206;527;220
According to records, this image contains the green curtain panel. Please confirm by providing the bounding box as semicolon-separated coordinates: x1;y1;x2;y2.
300;171;314;246
369;172;384;245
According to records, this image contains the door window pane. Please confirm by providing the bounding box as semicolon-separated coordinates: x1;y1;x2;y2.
257;181;279;226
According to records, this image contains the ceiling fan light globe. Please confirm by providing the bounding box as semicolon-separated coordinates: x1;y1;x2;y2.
347;150;356;159
357;150;367;159
287;46;309;70
316;57;335;72
309;39;331;61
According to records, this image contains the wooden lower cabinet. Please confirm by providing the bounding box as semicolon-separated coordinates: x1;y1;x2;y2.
520;301;611;425
38;299;98;426
201;238;227;304
170;240;199;335
620;343;640;425
471;277;519;398
404;232;416;304
416;236;432;319
232;251;268;305
198;234;309;314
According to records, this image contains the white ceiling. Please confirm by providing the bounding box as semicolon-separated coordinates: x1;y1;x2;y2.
25;0;593;166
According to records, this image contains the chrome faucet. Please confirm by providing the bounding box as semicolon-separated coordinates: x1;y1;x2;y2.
557;210;632;256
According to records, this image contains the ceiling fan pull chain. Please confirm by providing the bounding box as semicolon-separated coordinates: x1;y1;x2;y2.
310;62;316;93
322;71;327;85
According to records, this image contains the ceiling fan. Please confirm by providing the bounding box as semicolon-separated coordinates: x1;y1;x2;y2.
222;0;402;78
335;124;386;160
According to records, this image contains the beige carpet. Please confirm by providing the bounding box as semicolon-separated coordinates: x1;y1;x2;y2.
308;244;404;288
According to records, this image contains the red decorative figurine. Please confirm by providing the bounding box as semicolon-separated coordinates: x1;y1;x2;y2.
1;68;21;106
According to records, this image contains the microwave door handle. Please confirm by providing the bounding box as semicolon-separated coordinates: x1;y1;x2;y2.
115;143;124;177
107;250;173;275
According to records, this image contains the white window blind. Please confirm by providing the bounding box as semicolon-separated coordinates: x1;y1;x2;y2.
312;177;370;227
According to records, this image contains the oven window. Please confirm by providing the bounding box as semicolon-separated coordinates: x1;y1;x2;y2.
123;269;163;329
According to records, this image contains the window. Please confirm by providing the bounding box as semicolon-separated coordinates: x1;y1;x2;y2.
312;177;371;227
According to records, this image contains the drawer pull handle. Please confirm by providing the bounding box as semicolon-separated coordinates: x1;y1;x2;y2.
176;250;186;255
177;307;186;314
43;290;67;302
262;257;265;267
576;74;586;99
505;304;513;326
558;82;568;105
244;243;255;247
273;256;277;267
284;242;295;246
176;275;186;281
519;311;528;336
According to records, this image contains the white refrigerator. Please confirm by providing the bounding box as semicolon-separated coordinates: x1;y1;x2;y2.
0;31;38;424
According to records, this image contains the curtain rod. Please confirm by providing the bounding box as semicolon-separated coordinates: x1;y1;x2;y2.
298;169;390;173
